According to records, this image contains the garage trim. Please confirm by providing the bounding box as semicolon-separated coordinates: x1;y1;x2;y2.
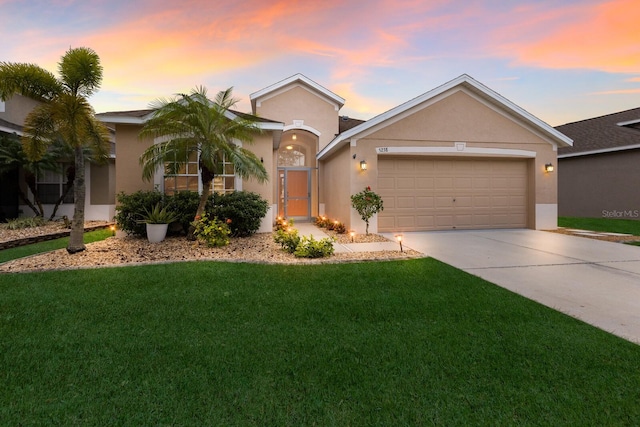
375;145;536;158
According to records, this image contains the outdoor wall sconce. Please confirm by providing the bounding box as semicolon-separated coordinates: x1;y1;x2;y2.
360;160;367;171
544;163;554;173
292;132;297;140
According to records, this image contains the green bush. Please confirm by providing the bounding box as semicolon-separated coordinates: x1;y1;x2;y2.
211;191;268;237
164;191;202;234
115;191;163;237
351;186;384;235
274;228;301;254
192;213;231;247
294;235;335;258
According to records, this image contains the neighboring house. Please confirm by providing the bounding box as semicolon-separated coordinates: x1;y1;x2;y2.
100;74;570;234
0;94;116;221
556;108;640;219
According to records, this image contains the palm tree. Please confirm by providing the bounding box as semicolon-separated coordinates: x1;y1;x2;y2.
0;47;110;253
139;86;268;232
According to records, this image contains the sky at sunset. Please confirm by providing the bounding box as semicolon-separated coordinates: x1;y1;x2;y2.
1;0;639;126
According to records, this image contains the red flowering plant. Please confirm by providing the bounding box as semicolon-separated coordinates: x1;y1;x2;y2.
350;186;384;235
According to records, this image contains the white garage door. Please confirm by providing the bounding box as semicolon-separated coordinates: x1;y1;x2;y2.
378;157;528;232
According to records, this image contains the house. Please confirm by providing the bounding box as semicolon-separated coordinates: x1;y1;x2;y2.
0;94;116;221
556;108;640;219
99;74;570;234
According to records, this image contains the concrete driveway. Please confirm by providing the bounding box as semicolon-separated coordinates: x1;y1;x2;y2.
383;229;640;345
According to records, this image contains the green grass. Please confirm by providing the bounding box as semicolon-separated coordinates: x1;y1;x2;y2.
0;229;113;263
1;259;640;425
559;216;640;235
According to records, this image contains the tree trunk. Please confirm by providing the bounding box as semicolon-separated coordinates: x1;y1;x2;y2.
24;172;44;217
49;165;75;220
67;147;86;254
187;167;214;240
17;187;42;217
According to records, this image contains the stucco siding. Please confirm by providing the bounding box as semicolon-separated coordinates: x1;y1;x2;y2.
255;85;338;151
559;150;640;219
90;160;116;204
114;124;154;196
319;144;352;227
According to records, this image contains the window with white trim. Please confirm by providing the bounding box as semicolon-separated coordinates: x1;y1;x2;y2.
163;152;199;195
36;164;73;204
163;152;236;195
212;155;236;194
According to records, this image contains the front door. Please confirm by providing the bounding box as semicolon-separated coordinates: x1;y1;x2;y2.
278;168;311;220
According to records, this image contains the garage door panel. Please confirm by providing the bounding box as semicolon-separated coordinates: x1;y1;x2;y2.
379;157;528;232
396;177;415;189
397;196;415;209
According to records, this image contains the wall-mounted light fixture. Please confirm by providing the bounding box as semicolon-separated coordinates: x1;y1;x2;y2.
360;160;367;171
292;133;297;140
544;163;554;173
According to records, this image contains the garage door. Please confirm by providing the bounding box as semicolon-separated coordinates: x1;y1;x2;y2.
378;157;528;232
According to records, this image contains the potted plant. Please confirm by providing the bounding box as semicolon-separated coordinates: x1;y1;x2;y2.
139;203;178;243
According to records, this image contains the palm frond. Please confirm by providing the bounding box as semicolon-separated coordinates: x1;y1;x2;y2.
0;62;62;101
58;47;103;98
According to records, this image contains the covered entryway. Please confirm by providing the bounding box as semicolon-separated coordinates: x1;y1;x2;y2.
378;157;528;232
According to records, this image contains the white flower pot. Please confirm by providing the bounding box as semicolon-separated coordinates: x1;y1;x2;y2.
146;223;168;243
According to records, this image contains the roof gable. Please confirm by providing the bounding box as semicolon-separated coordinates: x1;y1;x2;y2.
250;73;345;113
317;74;572;160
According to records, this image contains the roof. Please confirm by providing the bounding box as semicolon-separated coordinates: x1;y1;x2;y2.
338;116;366;134
97;108;284;130
0;117;23;134
556;107;640;158
250;73;345;113
317;74;573;160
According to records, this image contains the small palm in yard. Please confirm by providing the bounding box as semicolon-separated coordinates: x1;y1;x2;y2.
138;86;268;237
0;48;110;253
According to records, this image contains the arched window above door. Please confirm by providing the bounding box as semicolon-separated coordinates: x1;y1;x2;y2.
278;143;307;167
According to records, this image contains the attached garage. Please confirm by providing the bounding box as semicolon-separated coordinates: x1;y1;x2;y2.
377;157;529;232
317;74;573;234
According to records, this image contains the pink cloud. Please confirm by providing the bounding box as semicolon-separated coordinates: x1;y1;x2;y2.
495;0;640;73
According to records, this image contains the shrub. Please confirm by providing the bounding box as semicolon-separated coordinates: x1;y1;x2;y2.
211;191;268;237
274;217;293;232
294;235;335;258
334;221;346;234
192;213;231;247
273;227;300;254
164;191;202;234
350;186;384;235
115;191;163;236
2;216;48;230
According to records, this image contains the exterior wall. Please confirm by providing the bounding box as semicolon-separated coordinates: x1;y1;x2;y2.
347;89;559;231
319;144;352;227
242;134;276;232
559;150;640;219
254;85;339;151
0;94;40;125
90;160;116;205
114;123;154;196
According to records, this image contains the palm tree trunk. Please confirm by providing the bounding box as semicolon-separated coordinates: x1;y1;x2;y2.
187;167;213;240
67;147;86;254
49;166;75;220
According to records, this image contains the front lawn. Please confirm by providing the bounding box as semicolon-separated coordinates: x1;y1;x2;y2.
559;216;640;235
1;259;639;425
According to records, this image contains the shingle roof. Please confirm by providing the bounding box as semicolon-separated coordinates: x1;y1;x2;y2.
338;116;366;134
96;108;283;125
556;107;640;157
